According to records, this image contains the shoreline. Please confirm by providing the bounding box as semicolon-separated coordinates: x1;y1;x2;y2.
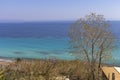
0;58;14;63
0;58;14;66
0;57;15;62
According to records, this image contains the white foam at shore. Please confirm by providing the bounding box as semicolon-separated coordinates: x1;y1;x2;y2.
0;59;13;62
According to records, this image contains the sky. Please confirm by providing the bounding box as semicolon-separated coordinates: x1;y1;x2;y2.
0;0;120;22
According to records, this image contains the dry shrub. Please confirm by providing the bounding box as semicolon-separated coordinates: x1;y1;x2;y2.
1;59;99;80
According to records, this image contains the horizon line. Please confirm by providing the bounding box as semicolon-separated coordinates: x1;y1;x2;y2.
0;20;120;23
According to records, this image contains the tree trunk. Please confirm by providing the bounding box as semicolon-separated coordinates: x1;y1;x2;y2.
91;42;95;80
91;64;95;80
98;49;102;80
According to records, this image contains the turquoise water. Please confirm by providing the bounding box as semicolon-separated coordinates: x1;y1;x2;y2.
0;37;74;60
0;37;119;64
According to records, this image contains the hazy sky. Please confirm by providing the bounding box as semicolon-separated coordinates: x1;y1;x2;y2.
0;0;120;21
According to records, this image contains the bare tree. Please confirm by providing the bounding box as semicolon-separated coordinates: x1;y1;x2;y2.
69;13;116;80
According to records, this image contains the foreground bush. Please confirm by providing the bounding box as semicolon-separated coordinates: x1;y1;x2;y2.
0;59;103;80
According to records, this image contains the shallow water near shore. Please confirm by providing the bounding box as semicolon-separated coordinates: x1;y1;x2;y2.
0;37;74;60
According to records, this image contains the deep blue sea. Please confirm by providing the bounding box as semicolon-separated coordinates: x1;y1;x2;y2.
0;21;120;64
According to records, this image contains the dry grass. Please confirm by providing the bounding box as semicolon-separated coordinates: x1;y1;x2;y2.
0;59;103;80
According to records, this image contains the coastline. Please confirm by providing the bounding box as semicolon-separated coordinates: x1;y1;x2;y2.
0;58;13;63
0;57;15;66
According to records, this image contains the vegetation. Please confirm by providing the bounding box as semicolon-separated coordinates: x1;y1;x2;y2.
69;13;117;80
0;59;94;80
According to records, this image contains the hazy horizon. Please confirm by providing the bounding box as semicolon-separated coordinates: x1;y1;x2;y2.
1;20;120;23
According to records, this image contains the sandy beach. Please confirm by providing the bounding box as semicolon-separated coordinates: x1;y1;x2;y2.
0;58;14;66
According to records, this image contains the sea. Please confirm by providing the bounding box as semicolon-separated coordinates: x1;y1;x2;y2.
0;21;120;64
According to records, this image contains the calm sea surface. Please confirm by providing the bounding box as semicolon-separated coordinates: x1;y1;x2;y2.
0;21;120;64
